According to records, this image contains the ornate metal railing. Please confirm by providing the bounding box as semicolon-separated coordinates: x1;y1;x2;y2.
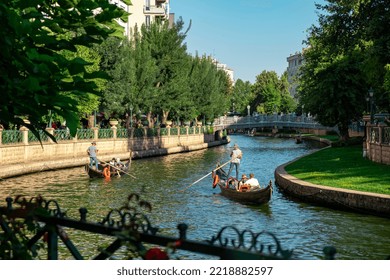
0;124;209;146
1;130;23;144
76;128;94;140
116;128;128;138
0;195;309;260
53;129;72;141
28;130;49;143
98;129;113;139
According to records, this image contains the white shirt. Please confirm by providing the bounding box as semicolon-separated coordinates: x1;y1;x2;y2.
231;149;242;164
245;178;259;187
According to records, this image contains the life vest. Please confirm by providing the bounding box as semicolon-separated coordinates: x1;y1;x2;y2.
212;172;220;188
239;184;250;192
103;166;111;179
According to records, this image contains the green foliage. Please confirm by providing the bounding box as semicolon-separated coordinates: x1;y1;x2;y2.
0;0;127;136
99;19;232;126
299;0;390;140
231;79;252;113
251;71;296;114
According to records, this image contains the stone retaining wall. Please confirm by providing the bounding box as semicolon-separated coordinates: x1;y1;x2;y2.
0;133;225;179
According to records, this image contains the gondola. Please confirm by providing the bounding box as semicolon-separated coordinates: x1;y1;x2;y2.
85;161;129;179
212;167;272;205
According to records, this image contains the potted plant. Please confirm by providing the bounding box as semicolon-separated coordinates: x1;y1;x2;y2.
109;119;119;127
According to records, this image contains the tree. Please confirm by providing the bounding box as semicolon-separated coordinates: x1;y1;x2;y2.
298;0;389;140
251;70;295;114
231;79;252;114
141;19;191;124
0;0;127;136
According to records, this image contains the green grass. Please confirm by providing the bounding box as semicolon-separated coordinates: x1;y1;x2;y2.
285;146;390;195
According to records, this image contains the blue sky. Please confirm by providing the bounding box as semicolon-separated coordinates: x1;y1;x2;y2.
171;0;325;83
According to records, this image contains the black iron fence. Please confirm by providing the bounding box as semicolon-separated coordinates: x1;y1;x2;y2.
0;194;336;260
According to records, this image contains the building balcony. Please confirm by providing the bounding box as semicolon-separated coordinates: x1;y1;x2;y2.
144;5;166;15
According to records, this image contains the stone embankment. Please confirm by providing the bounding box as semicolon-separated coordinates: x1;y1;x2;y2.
0;134;229;179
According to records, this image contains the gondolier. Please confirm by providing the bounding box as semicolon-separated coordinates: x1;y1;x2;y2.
227;144;242;179
87;142;99;170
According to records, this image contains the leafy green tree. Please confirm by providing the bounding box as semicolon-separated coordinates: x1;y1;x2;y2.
298;0;390;140
140;19;191;124
252;70;293;114
0;0;126;136
279;73;297;113
231;79;252;114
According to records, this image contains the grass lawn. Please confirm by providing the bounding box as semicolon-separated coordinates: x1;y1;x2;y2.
284;145;390;195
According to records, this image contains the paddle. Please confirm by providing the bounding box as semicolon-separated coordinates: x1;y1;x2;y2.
99;159;137;179
180;159;231;192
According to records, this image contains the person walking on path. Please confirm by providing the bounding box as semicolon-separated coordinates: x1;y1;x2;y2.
87;141;99;169
227;144;243;179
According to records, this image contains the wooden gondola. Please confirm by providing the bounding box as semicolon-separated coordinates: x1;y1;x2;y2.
212;167;272;205
85;161;129;179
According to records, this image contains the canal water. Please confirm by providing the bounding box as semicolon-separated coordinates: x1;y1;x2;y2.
1;135;390;260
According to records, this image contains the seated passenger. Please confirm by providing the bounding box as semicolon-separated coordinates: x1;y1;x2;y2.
245;173;260;190
237;174;248;191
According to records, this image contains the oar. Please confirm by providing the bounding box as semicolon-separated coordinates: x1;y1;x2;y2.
180;160;231;192
99;159;137;179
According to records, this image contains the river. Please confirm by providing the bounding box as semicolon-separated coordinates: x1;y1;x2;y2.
1;135;389;260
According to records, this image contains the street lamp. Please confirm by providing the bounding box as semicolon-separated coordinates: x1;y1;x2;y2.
368;87;375;124
247;105;250;116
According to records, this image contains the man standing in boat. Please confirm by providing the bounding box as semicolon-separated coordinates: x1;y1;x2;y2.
87;141;99;170
227;144;243;179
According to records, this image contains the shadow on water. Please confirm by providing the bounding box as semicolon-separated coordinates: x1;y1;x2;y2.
1;135;390;259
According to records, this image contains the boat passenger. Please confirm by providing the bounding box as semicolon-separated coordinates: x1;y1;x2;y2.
245;173;260;190
116;158;124;168
237;174;248;191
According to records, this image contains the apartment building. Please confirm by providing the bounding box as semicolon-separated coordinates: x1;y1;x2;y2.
286;50;304;98
109;0;172;38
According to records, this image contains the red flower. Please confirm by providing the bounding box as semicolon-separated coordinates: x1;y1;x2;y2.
144;248;169;260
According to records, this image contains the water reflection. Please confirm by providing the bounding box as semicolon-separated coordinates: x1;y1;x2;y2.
1;135;389;259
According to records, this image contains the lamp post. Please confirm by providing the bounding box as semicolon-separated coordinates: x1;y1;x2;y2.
368;87;375;124
247;105;250;116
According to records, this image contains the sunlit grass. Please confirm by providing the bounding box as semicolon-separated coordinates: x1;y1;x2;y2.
285;146;390;195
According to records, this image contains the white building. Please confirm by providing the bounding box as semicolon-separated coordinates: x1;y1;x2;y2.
109;0;172;38
286;50;304;98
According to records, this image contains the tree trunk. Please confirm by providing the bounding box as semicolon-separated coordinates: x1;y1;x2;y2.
147;112;154;128
338;122;350;142
162;111;169;124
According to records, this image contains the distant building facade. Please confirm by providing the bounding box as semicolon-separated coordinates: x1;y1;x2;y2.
286;50;304;98
109;0;173;38
216;61;234;85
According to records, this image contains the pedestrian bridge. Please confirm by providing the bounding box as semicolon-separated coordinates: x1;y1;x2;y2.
213;114;337;133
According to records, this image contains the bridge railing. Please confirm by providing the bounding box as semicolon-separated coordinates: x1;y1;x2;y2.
0;195;312;260
213;114;334;130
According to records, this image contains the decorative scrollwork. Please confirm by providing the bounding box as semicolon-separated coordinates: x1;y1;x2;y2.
99;194;158;235
11;195;67;218
207;226;293;259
